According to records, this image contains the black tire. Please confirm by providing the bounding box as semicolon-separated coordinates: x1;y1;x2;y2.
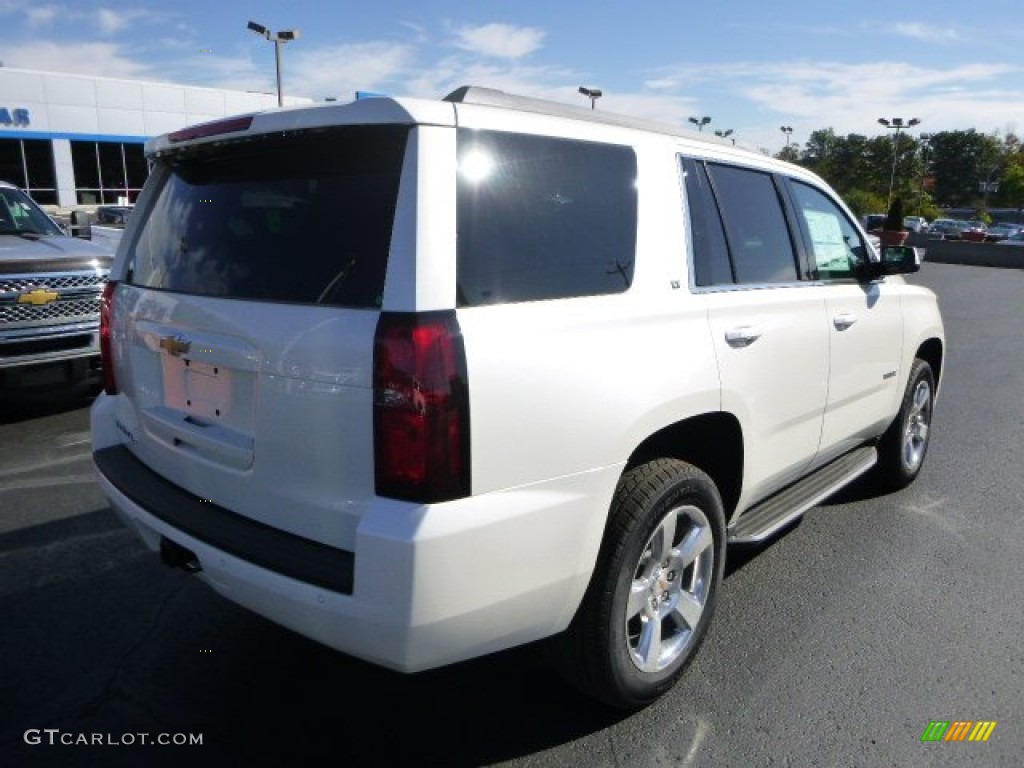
551;459;726;709
875;358;936;490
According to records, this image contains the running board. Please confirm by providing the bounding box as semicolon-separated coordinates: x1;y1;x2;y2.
728;445;877;544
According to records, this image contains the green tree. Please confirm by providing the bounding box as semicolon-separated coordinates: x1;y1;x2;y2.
794;129;923;206
775;144;800;164
996;163;1024;211
927;130;1001;207
840;188;887;218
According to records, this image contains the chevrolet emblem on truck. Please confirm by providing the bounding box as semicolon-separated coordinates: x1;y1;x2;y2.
159;335;191;357
16;288;60;305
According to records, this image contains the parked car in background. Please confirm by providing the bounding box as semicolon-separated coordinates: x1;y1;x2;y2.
984;223;1023;242
997;231;1024;246
928;219;965;239
95;205;134;227
89;224;124;252
862;213;887;232
0;181;111;389
903;216;928;233
961;220;988;242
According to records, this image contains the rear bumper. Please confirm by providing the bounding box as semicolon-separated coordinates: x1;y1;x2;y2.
94;445;355;593
91;396;620;672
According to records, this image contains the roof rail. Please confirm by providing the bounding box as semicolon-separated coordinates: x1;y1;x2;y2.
444;86;592;115
443;85;726;144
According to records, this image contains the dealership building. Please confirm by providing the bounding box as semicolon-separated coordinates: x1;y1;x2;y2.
0;67;310;209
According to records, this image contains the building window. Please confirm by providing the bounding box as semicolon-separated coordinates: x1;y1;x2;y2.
0;138;58;205
70;140;147;204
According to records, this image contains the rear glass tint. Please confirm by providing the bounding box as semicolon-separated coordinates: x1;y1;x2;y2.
127;126;409;307
456;129;637;306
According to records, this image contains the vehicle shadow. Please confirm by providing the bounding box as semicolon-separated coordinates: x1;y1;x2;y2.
1;506;627;768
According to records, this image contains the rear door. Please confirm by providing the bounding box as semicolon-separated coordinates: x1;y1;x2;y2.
111;125;410;551
683;157;829;505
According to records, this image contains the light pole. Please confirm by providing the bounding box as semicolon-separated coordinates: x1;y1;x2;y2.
578;86;602;110
688;116;711;132
780;125;793;146
878;117;921;209
247;20;301;107
715;129;735;145
980;164;1001;213
917;133;931;217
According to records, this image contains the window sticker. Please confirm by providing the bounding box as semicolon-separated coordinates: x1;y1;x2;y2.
804;209;850;270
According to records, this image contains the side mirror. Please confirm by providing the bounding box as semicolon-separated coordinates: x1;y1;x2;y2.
70;210;93;240
861;245;921;280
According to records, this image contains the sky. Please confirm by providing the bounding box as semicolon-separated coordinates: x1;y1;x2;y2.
2;0;1023;152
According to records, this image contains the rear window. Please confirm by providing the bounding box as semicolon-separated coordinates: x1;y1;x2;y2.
127;126;409;307
456;129;637;306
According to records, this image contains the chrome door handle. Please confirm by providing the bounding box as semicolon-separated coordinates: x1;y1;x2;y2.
833;313;858;330
725;325;763;347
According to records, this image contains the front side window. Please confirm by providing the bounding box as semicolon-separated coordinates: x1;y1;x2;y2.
789;181;867;280
706;163;799;284
456;130;637;306
0;185;63;236
128;126;409;307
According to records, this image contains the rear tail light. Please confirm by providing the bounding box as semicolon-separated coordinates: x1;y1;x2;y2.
100;280;117;395
373;311;470;503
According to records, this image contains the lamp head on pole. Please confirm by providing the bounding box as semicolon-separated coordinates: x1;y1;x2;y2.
578;86;603;109
247;20;268;36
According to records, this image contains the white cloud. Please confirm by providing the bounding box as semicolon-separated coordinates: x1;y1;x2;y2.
94;7;168;36
453;23;545;59
597;91;698;126
96;8;125;35
398;21;429;44
25;4;58;26
288;42;415;100
3;41;153;78
400;55;577;101
644;58;1024;149
888;23;960;42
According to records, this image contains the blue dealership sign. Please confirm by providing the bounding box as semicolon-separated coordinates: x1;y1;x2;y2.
0;108;31;127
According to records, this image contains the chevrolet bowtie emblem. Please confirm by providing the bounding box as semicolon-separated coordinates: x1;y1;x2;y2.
159;335;192;357
17;289;60;305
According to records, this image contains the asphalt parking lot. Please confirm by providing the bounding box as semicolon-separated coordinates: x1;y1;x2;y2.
1;261;1021;767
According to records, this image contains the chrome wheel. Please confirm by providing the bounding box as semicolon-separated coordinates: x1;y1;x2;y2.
902;378;932;473
625;505;715;673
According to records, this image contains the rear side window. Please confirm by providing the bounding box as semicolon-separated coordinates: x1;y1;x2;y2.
681;158;733;286
127;126;409;307
456;130;637;306
705;163;799;284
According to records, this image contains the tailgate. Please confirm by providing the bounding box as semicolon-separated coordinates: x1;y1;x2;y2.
107;124;410;551
113;289;377;551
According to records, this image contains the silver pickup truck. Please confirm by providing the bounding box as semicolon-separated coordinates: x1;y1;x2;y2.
0;182;112;389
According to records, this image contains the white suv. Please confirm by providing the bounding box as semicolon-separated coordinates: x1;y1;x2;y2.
91;87;944;708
